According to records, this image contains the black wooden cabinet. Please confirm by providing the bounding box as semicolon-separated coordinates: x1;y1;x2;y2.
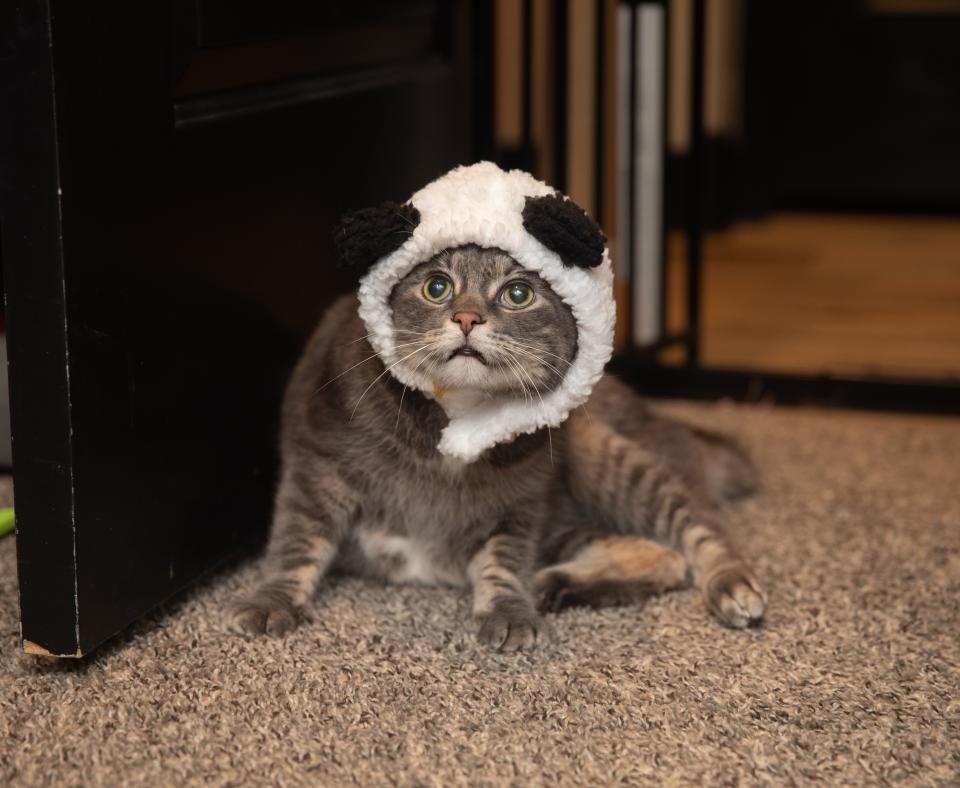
0;1;490;656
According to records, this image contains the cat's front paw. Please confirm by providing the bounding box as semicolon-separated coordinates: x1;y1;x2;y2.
230;596;300;637
704;565;767;628
475;601;545;651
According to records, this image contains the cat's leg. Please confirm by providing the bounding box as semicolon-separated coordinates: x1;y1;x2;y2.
231;462;359;636
567;413;767;628
532;530;688;613
468;528;544;651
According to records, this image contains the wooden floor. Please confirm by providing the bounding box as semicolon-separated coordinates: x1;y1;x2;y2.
663;213;960;380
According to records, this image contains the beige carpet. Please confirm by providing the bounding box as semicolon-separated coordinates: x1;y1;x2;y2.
1;403;959;786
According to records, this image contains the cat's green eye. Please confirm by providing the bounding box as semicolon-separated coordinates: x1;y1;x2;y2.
423;275;453;303
501;281;534;309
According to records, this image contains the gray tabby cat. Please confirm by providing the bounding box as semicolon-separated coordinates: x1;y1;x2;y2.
232;244;767;649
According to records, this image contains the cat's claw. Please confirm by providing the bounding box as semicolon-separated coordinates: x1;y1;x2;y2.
230;599;300;637
705;566;767;628
475;608;545;651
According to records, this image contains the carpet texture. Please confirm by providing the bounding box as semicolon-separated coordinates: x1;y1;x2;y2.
1;403;958;786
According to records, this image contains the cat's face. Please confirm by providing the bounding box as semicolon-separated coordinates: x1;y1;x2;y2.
388;245;578;395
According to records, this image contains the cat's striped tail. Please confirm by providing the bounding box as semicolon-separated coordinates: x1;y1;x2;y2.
564;411;767;627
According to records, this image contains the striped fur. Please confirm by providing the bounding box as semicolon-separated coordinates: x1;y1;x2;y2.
562;403;766;628
232;246;766;648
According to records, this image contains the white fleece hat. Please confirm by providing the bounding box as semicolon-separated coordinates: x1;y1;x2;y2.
339;161;615;462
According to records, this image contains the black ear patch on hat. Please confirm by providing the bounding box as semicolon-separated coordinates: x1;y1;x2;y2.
333;202;420;269
522;194;606;269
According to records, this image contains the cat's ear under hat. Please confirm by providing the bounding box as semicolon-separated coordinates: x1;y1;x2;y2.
522;193;607;269
333;202;420;270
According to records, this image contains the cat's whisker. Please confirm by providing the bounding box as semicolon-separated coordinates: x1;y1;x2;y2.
501;353;533;406
350;342;440;422
395;349;436;433
507;343;574;374
503;345;566;384
510;351;539;400
505;340;589;426
316;339;437;394
393;210;417;229
346;334;374;345
511;336;572;356
494;339;566;386
508;351;554;465
493;332;572;359
507;352;540;412
390;338;434;347
344;329;428;347
511;359;533;403
315;352;382;393
521;347;572;370
497;336;573;371
395;385;408;434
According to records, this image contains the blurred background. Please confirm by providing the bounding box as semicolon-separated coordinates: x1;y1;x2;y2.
488;0;960;405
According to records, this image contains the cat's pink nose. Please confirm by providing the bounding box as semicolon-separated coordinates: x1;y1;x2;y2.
452;311;484;335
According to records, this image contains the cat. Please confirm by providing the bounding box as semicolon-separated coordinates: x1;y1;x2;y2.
232;242;767;650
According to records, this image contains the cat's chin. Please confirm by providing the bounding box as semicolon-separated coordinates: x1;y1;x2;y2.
417;356;514;394
393;354;531;400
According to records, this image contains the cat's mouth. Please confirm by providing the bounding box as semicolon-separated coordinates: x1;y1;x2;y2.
448;345;487;365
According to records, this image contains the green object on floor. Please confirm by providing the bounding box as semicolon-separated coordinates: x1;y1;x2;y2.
0;508;14;538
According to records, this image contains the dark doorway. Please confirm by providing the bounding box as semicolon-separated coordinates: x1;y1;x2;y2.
0;1;491;656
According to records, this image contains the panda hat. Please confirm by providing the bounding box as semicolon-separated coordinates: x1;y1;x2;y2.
335;161;615;463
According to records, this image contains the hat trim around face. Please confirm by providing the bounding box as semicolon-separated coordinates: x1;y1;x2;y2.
357;162;615;462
